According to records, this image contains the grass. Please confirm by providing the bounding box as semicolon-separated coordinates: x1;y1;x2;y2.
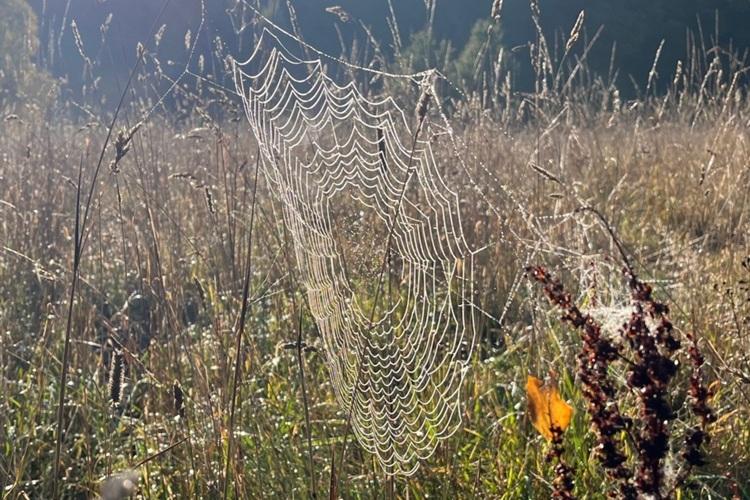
1;5;750;499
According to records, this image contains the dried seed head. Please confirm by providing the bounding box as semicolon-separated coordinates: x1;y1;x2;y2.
100;13;113;37
566;10;585;53
491;0;504;22
169;172;203;188
71;20;92;68
154;24;167;47
529;0;541;20
173;380;185;419
672;60;683;88
110;122;142;173
416;75;434;123
325;5;350;23
108;350;124;407
204;187;216;214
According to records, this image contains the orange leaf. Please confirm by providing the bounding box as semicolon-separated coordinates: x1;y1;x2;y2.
526;375;573;440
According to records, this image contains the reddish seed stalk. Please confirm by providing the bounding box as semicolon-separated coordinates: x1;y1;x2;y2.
528;264;714;498
548;426;575;499
528;266;635;497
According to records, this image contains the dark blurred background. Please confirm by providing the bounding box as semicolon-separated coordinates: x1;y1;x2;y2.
3;0;750;105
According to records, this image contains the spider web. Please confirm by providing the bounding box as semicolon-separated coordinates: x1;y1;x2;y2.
233;24;476;475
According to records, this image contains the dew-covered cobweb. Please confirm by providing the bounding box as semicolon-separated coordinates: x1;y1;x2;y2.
233;23;477;475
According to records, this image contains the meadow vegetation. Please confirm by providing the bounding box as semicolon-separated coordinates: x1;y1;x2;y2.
1;1;749;498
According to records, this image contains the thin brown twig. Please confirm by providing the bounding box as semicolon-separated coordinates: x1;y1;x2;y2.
296;309;317;498
134;436;189;469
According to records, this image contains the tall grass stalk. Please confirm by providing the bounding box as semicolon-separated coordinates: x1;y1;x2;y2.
223;150;261;499
52;40;148;496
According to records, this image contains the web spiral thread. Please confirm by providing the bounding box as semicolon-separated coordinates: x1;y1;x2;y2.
234;27;475;475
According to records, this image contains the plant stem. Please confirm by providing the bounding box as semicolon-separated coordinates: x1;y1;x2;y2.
223;150;261;499
51;3;171;492
296;309;317;498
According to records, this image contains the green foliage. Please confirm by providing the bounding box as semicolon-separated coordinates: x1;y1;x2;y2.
0;0;44;104
452;20;504;90
398;19;505;93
